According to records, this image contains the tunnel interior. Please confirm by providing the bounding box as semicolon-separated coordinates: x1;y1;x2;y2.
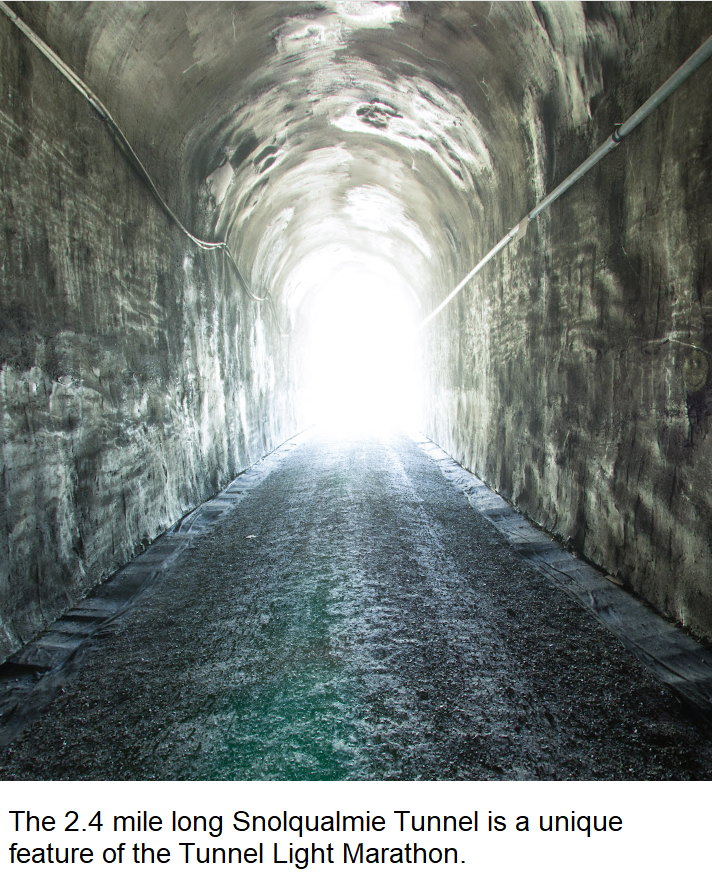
1;0;712;667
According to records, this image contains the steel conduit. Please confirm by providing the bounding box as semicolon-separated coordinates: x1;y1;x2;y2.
418;33;712;330
1;1;709;335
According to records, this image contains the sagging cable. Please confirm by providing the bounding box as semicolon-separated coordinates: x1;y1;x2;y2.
0;1;290;335
418;32;712;331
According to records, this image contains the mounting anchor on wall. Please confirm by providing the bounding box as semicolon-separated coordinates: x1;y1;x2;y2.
513;215;529;245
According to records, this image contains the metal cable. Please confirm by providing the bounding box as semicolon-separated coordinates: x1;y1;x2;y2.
5;2;709;338
0;1;290;335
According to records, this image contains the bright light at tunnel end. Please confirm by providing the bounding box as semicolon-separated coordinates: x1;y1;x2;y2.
301;268;423;439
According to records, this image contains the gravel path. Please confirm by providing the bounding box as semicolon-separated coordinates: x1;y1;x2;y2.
2;431;711;780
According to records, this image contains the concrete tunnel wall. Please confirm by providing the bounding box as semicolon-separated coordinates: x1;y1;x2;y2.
0;1;711;663
0;6;300;661
420;4;712;639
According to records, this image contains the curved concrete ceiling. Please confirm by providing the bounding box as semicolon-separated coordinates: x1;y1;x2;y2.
15;1;636;326
4;1;712;658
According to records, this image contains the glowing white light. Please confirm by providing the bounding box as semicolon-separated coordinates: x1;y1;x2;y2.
301;264;421;436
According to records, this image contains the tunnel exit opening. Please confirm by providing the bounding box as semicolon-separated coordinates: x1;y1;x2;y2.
299;264;422;436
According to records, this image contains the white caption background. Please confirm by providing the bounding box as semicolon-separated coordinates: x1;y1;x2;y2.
2;780;709;895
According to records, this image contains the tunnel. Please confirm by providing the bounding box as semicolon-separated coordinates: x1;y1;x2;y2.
1;1;712;780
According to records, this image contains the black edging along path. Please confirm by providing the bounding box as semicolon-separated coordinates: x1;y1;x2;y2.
417;439;712;720
1;431;711;780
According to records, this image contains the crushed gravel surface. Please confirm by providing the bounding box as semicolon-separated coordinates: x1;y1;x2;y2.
1;432;711;780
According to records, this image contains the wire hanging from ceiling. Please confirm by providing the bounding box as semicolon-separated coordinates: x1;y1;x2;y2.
0;0;290;336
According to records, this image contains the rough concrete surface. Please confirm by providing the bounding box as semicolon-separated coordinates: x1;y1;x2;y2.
1;433;710;781
0;8;298;661
419;3;712;638
1;1;711;663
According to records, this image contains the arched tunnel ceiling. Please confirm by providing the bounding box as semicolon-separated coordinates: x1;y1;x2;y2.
3;0;712;659
12;0;638;325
